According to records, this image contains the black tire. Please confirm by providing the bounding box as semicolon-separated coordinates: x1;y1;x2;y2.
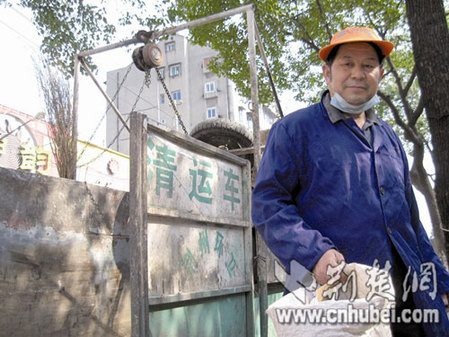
190;118;253;150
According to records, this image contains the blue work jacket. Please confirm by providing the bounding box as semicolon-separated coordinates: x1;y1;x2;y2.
252;96;449;335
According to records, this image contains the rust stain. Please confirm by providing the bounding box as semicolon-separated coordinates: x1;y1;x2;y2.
7;216;32;230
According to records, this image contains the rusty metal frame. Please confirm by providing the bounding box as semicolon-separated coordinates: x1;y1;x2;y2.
129;112;149;337
72;3;261;171
72;4;271;337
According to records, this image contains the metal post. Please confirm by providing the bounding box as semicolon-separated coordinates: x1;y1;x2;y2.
152;4;254;39
72;55;80;179
247;7;267;337
243;160;256;337
254;22;284;118
75;5;254;60
247;8;261;173
72;6;273;336
130;112;149;337
78;37;141;58
78;57;130;132
255;232;269;337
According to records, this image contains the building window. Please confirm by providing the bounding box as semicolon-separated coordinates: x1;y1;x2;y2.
203;57;213;73
169;63;181;77
156;67;165;79
238;106;245;123
207;107;217;119
160;94;165;104
172;90;181;101
204;81;216;93
165;42;175;52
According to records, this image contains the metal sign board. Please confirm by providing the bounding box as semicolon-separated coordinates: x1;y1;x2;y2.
144;123;252;304
146;132;246;224
148;221;248;302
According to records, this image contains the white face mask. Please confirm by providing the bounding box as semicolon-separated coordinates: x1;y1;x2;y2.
330;92;380;115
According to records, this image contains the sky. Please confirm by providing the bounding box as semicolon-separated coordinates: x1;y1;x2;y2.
0;4;133;147
0;6;44;114
0;3;435;236
0;3;305;146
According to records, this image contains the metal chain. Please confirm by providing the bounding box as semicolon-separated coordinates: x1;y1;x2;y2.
86;63;133;145
77;63;133;169
77;115;131;169
130;72;150;113
77;65;188;171
79;71;150;169
145;70;152;87
155;68;188;134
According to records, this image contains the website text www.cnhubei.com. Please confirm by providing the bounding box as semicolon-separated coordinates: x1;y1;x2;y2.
275;304;439;324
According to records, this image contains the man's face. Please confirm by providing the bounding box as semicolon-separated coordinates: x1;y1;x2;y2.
322;42;384;106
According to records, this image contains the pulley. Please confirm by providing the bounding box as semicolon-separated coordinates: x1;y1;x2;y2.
132;43;164;71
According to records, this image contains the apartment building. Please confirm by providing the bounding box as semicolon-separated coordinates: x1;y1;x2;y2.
105;34;276;155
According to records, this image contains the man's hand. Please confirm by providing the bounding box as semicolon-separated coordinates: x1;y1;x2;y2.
312;249;345;285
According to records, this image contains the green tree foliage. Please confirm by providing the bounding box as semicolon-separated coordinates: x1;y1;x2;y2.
0;0;166;75
168;0;430;149
2;0;446;254
170;1;401;101
169;0;448;255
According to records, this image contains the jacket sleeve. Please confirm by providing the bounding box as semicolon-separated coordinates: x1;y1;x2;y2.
251;122;336;272
398;136;449;294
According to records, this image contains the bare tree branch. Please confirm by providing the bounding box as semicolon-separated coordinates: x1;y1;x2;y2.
290;17;321;53
35;59;77;179
315;0;333;40
410;94;424;125
403;66;417;94
385;57;418;127
386;57;405;95
378;90;422;145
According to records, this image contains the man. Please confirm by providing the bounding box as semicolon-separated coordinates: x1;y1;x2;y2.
252;27;449;336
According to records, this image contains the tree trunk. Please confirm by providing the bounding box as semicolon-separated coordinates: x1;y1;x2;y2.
410;143;447;265
406;0;449;262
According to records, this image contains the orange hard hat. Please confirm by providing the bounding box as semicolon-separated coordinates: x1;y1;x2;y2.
319;27;394;61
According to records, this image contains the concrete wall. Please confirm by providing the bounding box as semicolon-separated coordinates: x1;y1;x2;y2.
0;164;281;336
0;167;131;337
